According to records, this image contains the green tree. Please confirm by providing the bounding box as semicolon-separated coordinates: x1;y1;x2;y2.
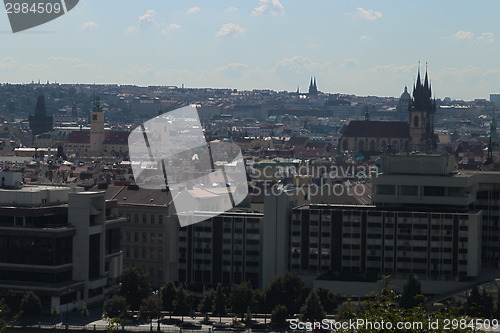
0;299;8;333
252;289;266;313
103;295;129;318
230;281;254;319
173;286;191;320
119;266;151;311
199;288;215;315
399;271;423;309
337;276;474;333
81;302;89;318
161;281;177;318
212;284;227;322
316;288;340;313
139;295;161;321
270;304;287;327
20;291;42;317
300;290;326;322
265;272;303;315
480;289;493;318
465;286;493;318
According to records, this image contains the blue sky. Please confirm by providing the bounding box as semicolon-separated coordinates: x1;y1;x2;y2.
1;0;499;100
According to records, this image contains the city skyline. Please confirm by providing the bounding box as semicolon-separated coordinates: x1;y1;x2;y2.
1;1;499;100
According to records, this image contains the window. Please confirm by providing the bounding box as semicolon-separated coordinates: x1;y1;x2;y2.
158;215;163;224
158;233;163;243
134;232;138;242
142;232;147;242
92;114;97;121
424;186;445;197
143;214;147;224
401;186;418;196
151;233;155;243
151;215;155;224
377;185;395;195
414;115;419;127
134;214;139;223
134;248;138;258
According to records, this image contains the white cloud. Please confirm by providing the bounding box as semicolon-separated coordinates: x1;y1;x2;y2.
80;21;98;31
453;30;474;40
139;9;156;24
216;23;245;38
354;7;382;21
360;35;371;40
224;7;238;14
187;7;200;15
0;57;17;69
126;25;138;33
369;64;416;74
451;31;495;44
126;9;158;33
48;56;81;64
340;58;359;68
478;32;495;44
252;0;284;16
162;23;181;34
275;56;332;74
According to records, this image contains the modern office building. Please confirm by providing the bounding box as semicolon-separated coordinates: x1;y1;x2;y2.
165;211;264;291
291;204;481;280
0;173;124;313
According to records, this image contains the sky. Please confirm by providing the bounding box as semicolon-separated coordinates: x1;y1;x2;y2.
0;0;499;100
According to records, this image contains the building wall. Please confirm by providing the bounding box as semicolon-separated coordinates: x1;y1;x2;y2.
291;205;482;281
118;205;170;288
341;136;409;153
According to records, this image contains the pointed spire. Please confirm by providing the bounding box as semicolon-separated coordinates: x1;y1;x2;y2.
424;68;429;91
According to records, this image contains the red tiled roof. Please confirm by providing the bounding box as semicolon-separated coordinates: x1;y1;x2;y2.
66;130;130;145
66;131;90;144
342;120;409;138
286;136;310;147
104;131;130;145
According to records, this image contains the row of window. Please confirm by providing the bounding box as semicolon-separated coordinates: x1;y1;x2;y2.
127;213;164;224
124;247;163;261
122;231;163;243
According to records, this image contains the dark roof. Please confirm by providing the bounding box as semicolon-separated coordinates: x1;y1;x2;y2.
66;130;130;145
66;131;90;143
104;131;130;145
342;120;409;138
105;184;173;206
286;136;310;147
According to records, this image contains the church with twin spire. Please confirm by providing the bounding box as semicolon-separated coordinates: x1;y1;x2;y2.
340;66;437;153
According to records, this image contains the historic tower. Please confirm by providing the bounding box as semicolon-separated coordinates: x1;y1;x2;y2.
29;95;53;145
90;97;104;153
409;66;436;152
308;77;318;96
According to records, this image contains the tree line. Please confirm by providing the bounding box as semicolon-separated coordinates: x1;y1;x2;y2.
103;266;340;326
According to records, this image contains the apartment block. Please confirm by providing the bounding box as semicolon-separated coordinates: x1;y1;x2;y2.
0;173;124;313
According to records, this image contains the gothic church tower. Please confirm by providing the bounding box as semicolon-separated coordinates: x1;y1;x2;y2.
409;66;436;152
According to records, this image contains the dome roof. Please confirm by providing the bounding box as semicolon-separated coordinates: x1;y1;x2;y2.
400;86;411;100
